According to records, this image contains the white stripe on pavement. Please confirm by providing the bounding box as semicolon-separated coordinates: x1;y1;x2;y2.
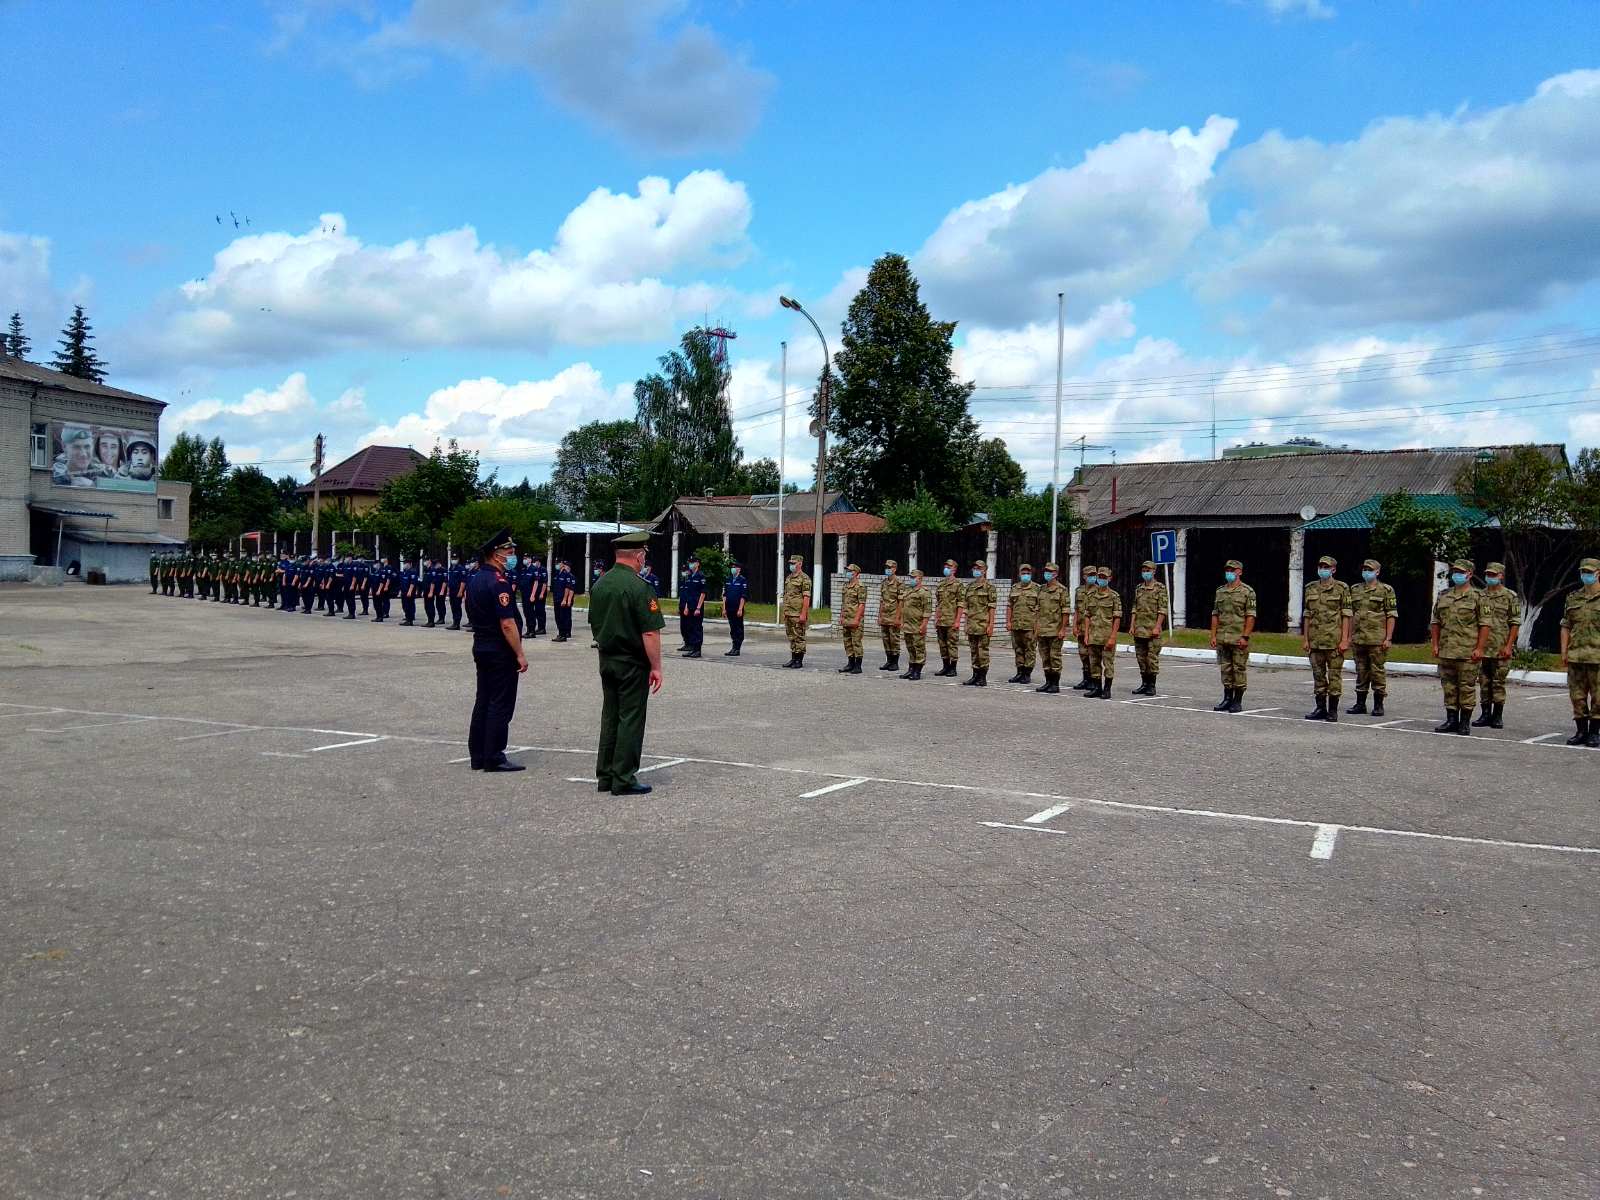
979;822;1070;835
1310;824;1341;860
798;777;868;799
173;726;259;742
635;757;687;775
1521;732;1566;745
308;736;389;752
1023;801;1073;824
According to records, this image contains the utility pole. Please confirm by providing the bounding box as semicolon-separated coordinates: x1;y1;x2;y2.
309;433;325;556
615;498;621;533
1050;291;1064;565
779;297;832;608
777;340;787;601
1210;382;1217;461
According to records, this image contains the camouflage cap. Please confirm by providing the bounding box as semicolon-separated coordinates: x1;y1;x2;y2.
910;567;924;578
1451;558;1474;573
1317;554;1337;567
1096;565;1112;575
1082;564;1097;575
972;559;986;569
884;559;898;568
1141;560;1156;570
789;553;804;564
1363;558;1381;571
1018;562;1033;573
1581;557;1600;572
846;562;861;572
944;558;957;567
1225;559;1243;571
1485;561;1505;574
1043;562;1060;572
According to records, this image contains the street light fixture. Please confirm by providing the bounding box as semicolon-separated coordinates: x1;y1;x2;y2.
779;296;831;608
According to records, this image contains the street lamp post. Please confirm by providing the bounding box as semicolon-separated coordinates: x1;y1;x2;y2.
779;296;831;608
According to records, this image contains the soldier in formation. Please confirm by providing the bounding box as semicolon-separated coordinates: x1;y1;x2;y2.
1301;554;1351;721
781;554;810;667
1346;559;1396;715
1129;560;1167;695
1560;557;1600;746
1079;565;1122;697
1472;562;1520;729
1430;558;1490;735
1032;562;1071;693
1209;559;1255;713
724;560;748;656
837;563;867;674
898;569;931;680
960;560;996;687
877;559;902;672
1006;564;1038;685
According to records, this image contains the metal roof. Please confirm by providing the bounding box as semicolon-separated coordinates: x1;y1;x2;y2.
31;504;119;519
651;492;851;534
554;521;653;536
1074;445;1564;529
297;445;425;494
0;355;166;407
1301;493;1489;531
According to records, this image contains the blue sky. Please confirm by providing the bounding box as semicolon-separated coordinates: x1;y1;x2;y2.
3;0;1598;488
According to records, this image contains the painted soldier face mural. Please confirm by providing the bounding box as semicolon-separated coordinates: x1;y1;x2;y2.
49;422;158;492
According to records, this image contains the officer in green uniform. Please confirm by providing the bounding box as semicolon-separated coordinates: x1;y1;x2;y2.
935;559;963;677
1070;565;1097;690
781;554;810;667
589;530;665;796
1130;559;1168;695
898;568;931;680
1301;554;1352;722
1559;556;1600;746
877;559;903;672
1081;565;1122;697
1033;562;1071;693
1210;559;1256;713
1347;559;1397;716
148;553;159;594
959;560;997;687
1472;561;1520;729
1430;559;1490;735
1006;563;1039;684
837;564;867;674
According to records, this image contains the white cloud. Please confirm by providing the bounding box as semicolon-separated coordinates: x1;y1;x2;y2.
1261;0;1335;19
915;115;1237;327
124;170;752;370
0;231;92;345
954;302;1137;387
1207;70;1600;328
164;372;373;475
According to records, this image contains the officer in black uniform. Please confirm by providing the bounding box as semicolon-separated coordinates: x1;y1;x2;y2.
590;530;665;796
528;556;548;636
447;555;468;630
399;561;419;624
465;529;528;772
552;558;576;641
679;554;706;657
724;559;749;655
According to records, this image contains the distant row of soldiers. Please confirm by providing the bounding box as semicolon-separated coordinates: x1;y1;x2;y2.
149;552;585;641
773;553;1600;747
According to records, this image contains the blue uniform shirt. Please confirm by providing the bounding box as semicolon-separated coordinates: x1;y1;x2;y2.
680;569;706;612
641;569;661;596
724;572;749;614
530;562;548;599
553;568;575;603
466;564;521;651
399;567;418;596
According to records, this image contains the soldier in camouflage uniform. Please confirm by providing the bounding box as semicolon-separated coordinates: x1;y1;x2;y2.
1430;558;1490;735
837;564;867;675
1300;554;1352;722
1080;565;1123;698
1559;556;1600;747
959;560;997;687
1346;558;1397;716
935;559;963;677
898;569;932;680
1130;559;1168;695
1070;565;1097;690
877;559;903;672
1033;562;1071;693
781;554;811;668
1471;561;1520;729
1209;559;1256;713
1006;563;1039;684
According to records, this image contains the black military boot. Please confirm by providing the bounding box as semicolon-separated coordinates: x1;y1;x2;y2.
1226;690;1245;714
1006;668;1024;683
1213;688;1234;712
1100;679;1115;697
900;663;921;680
1017;668;1033;685
1071;672;1092;691
837;658;853;673
1037;672;1059;694
1471;701;1494;727
1566;718;1589;745
975;667;988;687
1347;690;1368;715
849;657;863;674
1305;698;1329;720
1488;702;1504;729
782;654;798;668
1434;709;1459;733
794;654;804;668
941;660;958;677
1325;705;1338;723
1371;691;1386;716
880;655;896;671
1586;721;1600;748
1456;708;1472;735
962;669;982;686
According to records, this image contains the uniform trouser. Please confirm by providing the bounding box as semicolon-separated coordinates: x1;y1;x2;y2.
346;591;359;616
1309;648;1344;698
1087;642;1114;683
1479;655;1512;704
843;623;864;657
1352;644;1388;694
302;590;314;613
468;650;520;767
1438;658;1477;709
967;632;991;669
401;596;416;622
1078;638;1092;674
532;599;546;634
1135;636;1161;679
359;589;369;614
1568;662;1599;719
681;611;703;649
937;625;960;665
555;605;573;639
596;657;650;790
315;588;324;610
450;595;464;626
375;595;390;620
329;587;345;614
518;594;534;632
423;595;437;623
880;625;899;656
150;576;158;593
729;613;744;650
281;585;295;610
903;627;926;666
784;616;807;655
1038;636;1063;673
1011;629;1037;671
1217;643;1249;689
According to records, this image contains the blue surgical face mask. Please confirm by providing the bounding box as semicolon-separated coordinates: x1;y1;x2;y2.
1043;571;1055;582
1141;571;1153;582
788;563;797;573
1095;577;1109;587
505;555;518;570
1451;571;1468;586
942;566;953;577
971;568;983;578
1485;575;1501;587
731;566;740;575
1317;567;1332;580
1019;572;1032;583
1224;571;1237;584
1361;570;1376;583
1583;572;1598;586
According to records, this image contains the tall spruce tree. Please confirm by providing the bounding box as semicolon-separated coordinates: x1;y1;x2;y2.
819;253;980;517
5;312;29;359
51;305;108;383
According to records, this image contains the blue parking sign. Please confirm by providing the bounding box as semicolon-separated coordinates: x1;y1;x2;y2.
1151;530;1177;565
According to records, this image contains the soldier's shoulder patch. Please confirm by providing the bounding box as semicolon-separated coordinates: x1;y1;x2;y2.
498;592;509;606
648;598;659;612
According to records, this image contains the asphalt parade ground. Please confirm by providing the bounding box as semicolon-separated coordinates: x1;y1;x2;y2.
3;587;1598;1200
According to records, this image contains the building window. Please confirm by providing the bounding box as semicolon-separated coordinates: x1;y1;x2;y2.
158;498;175;521
30;424;48;469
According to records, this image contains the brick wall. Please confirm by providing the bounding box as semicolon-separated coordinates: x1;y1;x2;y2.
0;378;31;559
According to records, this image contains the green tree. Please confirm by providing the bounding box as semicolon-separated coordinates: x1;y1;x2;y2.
222;466;282;533
820;253;979;517
882;487;956;533
160;433;232;525
634;327;747;515
731;457;781;495
1370;491;1471;585
689;544;731;597
273;474;302;509
987;487;1081;533
969;438;1026;502
552;419;645;519
5;312;29;359
443;498;560;559
1454;446;1585;643
374;441;486;534
50;304;108;383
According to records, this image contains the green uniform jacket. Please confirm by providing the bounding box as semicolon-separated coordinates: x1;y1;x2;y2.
781;571;810;618
1432;587;1487;658
1349;581;1398;644
590;564;666;665
1034;581;1070;637
839;578;867;624
1010;581;1040;632
1083;587;1123;645
900;585;931;628
1479;586;1521;649
1561;587;1600;663
879;575;903;626
1302;578;1352;649
1131;581;1168;638
962;579;998;627
1212;583;1257;640
935;577;963;626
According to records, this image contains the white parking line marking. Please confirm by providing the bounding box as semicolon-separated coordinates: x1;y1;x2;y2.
1310;824;1341;860
980;822;1070;835
173;726;258;742
1368;718;1415;728
308;736;389;753
798;777;868;799
1521;732;1566;745
1023;801;1073;824
27;717;155;732
0;708;59;721
635;757;687;775
261;751;309;759
449;745;534;764
1235;707;1281;715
